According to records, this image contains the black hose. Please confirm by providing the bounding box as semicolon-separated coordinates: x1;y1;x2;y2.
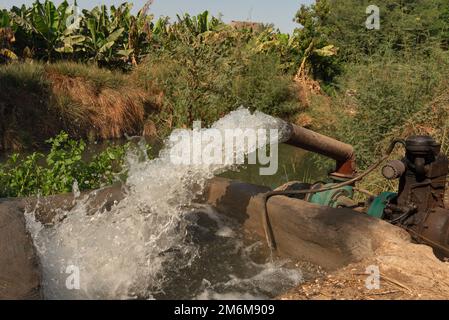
261;139;405;250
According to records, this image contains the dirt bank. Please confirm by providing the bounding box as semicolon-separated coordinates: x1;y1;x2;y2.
0;199;41;299
280;238;449;300
0;62;160;151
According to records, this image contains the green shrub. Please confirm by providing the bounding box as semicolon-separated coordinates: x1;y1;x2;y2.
330;50;449;167
0;132;130;197
232;54;299;117
296;0;449;63
135;28;301;134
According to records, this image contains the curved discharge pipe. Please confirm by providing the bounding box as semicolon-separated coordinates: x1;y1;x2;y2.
262;134;405;250
284;123;356;178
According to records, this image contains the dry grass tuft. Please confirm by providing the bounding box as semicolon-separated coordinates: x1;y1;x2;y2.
0;62;160;151
47;72;148;140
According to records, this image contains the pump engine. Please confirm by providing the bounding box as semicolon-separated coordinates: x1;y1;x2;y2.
367;136;449;258
277;122;449;258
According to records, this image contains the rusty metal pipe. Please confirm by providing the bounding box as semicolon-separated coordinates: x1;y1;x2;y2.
285;123;356;177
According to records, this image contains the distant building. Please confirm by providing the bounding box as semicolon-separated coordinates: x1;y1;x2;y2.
230;20;265;32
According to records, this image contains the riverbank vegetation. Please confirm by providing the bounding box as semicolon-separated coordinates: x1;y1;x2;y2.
298;0;449;193
1;0;318;150
2;0;449;196
0;62;153;150
0;132;130;197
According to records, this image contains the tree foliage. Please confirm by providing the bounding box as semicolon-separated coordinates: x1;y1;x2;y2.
295;0;449;63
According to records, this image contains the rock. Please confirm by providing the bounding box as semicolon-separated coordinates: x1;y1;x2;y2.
0;184;124;300
0;200;41;299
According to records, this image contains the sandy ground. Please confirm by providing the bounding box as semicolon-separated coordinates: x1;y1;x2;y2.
279;240;449;300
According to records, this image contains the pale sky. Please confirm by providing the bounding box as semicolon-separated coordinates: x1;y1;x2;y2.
0;0;314;34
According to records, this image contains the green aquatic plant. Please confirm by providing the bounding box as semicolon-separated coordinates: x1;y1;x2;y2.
0;131;133;197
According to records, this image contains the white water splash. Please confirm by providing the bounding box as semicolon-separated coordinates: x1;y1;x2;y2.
192;210;304;300
195;263;304;300
72;180;80;199
25;108;291;299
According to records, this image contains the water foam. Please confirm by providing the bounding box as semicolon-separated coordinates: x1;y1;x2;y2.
25;108;291;299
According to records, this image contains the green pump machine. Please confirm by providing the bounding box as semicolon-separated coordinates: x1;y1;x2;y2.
265;123;449;259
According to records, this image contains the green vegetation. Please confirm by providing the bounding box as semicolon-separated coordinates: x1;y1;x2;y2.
2;0;449;197
135;26;300;134
3;1;152;67
1;0;333;73
297;0;449;193
295;0;449;63
2;2;321;150
0;132;130;197
331;50;449;165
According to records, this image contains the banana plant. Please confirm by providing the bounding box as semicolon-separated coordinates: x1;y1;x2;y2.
196;10;215;33
110;2;133;30
10;0;73;61
0;9;10;28
121;1;154;65
55;32;85;54
0;10;18;62
314;44;338;57
251;28;301;72
110;2;141;64
2;2;232;68
54;2;85;54
153;16;169;36
175;11;220;36
82;5;125;64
